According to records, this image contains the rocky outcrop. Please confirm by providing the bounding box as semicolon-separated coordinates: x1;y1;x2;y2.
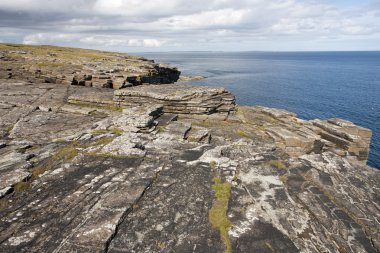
114;84;236;115
250;107;372;163
0;45;378;253
0;44;180;89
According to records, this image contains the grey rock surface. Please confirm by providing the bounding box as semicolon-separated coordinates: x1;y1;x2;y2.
0;45;378;253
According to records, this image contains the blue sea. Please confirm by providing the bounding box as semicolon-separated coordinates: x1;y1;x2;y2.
141;51;380;169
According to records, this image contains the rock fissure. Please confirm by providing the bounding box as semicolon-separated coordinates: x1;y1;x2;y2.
103;170;161;253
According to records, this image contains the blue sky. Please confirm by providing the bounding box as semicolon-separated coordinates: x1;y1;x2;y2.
0;0;379;52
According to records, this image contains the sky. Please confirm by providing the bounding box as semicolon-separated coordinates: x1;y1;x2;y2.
0;0;379;52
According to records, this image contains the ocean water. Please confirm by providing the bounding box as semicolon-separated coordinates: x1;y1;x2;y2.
141;51;380;169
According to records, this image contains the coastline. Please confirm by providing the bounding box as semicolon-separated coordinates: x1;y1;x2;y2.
0;44;379;253
141;50;380;169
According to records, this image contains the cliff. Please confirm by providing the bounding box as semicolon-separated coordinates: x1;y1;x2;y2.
0;44;379;253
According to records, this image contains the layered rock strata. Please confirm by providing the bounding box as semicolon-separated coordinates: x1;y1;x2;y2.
114;84;236;115
0;44;180;89
256;107;372;162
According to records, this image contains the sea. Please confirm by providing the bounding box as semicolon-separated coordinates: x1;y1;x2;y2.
140;51;380;169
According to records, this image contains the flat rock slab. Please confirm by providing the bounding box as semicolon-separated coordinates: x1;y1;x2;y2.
60;104;96;115
187;126;210;143
165;121;192;140
68;86;114;105
257;106;297;119
0;169;31;190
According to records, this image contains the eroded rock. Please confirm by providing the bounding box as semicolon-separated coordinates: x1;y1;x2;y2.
114;84;236;115
0;45;378;253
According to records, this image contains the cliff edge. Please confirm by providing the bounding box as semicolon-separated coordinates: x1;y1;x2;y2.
0;44;379;253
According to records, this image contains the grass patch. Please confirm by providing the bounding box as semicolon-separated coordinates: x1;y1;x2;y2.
210;160;217;169
110;127;123;135
269;160;287;170
13;181;31;193
93;137;114;146
53;142;79;161
209;177;232;253
37;62;65;68
157;241;167;250
157;126;166;133
0;199;9;210
70;102;123;112
92;127;123;136
192;120;214;128
106;105;123;112
237;129;248;138
31;165;52;177
279;174;288;184
92;129;109;135
0;43;25;48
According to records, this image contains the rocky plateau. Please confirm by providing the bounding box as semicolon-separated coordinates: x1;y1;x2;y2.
0;44;379;253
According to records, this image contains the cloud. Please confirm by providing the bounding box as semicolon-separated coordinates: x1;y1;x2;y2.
80;36;164;47
0;0;379;51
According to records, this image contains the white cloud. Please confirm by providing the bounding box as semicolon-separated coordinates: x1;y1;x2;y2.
23;33;80;45
80;36;164;47
0;0;378;51
159;8;251;30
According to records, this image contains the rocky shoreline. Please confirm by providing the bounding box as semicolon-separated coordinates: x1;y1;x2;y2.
0;44;379;253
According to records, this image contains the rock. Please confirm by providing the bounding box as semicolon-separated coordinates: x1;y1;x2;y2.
67;86;115;106
156;113;178;126
187;126;210;143
267;126;317;156
311;118;372;161
0;187;12;198
112;77;126;89
60;104;96;115
179;75;207;81
98;133;146;158
257;106;297;119
0;45;378;253
113;105;163;131
114;84;236;115
0;168;31;190
254;106;372;163
0;142;5;149
165;122;192;140
0;45;180;89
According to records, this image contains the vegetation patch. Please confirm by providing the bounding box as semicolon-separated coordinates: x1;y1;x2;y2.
210;160;217;170
13;181;31;193
237;129;248;138
37;62;65;68
92;129;109;135
209;177;232;253
269;160;287;170
70;101;123;112
93;137;114;146
31;164;53;177
92;127;123;136
110;127;123;135
53;142;79;161
106;105;123;112
0;199;9;210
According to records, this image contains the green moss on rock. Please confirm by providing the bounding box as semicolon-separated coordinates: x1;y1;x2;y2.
209;177;232;253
